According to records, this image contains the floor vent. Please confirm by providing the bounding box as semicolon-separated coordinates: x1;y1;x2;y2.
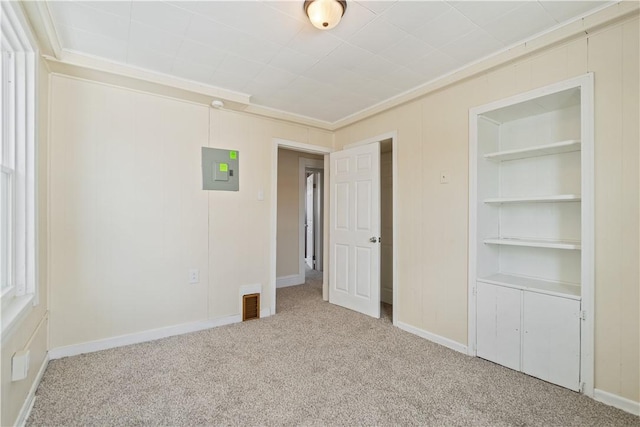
242;293;260;321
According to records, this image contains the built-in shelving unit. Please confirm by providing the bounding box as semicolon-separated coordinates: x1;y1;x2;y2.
484;139;581;161
483;194;581;204
477;273;581;300
483;238;581;250
468;74;594;393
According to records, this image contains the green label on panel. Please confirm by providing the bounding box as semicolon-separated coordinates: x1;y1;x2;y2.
229;151;237;159
219;163;228;172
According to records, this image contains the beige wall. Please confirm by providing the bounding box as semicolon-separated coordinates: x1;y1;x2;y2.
1;57;50;427
47;75;333;348
276;148;323;278
335;16;639;403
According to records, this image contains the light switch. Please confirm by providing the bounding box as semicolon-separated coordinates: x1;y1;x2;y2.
257;189;264;201
440;171;450;184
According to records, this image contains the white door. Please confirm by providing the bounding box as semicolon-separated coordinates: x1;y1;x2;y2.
522;292;581;391
305;173;314;269
476;282;522;371
329;142;381;318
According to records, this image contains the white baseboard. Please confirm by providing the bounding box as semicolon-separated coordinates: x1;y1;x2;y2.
396;321;467;354
381;287;393;305
594;389;640;416
276;274;304;288
49;315;242;360
49;308;275;360
15;354;49;427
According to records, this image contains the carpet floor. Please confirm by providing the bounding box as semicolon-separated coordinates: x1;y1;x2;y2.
28;273;637;426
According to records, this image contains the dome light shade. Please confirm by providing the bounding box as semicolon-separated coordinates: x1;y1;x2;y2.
304;0;347;30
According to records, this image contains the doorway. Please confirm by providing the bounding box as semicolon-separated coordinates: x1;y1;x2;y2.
271;140;332;316
304;168;323;273
270;134;397;325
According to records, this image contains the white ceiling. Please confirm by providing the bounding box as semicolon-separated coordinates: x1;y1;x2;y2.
47;1;608;123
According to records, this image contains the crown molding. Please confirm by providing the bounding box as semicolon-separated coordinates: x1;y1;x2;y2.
45;50;336;130
20;0;61;58
25;1;639;132
331;1;638;130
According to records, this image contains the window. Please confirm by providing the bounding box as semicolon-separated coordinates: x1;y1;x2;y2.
1;1;38;330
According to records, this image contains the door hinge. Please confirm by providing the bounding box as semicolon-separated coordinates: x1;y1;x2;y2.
313;184;317;189
579;310;586;320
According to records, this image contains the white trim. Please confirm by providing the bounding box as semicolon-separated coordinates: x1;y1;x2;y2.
24;3;633;130
49;316;242;360
239;283;261;296
322;155;329;301
270;138;333;316
331;2;633;130
579;73;595;397
467;108;478;357
299;157;323;280
276;274;304;288
396;321;468;354
19;1;61;58
15;353;48;427
0;294;33;342
343;131;397;150
594;389;640;416
390;133;398;326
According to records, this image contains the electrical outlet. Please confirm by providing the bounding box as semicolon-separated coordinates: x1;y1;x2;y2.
440;171;450;184
188;269;199;284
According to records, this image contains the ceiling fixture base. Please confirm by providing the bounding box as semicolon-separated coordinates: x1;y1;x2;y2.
304;0;347;30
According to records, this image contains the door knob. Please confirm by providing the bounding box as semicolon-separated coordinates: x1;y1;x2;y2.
370;237;377;243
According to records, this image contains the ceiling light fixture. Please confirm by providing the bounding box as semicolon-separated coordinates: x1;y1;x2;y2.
304;0;347;30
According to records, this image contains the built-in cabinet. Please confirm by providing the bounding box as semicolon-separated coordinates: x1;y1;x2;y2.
469;74;593;393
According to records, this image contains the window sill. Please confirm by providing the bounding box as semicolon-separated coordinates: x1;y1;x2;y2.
1;294;34;343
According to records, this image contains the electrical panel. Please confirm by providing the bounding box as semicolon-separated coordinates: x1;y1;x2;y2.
202;147;239;191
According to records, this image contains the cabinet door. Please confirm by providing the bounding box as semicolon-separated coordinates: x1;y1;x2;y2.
476;282;521;371
522;292;581;390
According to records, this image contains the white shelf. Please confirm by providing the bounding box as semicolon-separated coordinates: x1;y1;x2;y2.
484;238;581;250
484;140;581;162
484;194;581;204
478;273;581;300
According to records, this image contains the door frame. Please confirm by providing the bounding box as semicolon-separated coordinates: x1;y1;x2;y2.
342;131;398;326
299;158;323;276
270;132;398;325
270;139;332;315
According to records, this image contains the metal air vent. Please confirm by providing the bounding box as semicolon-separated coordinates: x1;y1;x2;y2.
242;293;260;321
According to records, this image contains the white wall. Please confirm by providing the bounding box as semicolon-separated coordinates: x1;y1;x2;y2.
335;16;639;404
47;75;333;349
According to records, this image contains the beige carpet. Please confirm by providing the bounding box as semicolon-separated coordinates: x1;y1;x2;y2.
28;275;637;426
